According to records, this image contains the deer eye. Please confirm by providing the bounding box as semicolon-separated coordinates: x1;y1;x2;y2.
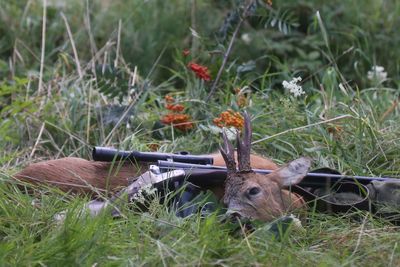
247;186;261;197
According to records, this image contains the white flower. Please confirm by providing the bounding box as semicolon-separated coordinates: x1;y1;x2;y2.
204;125;236;141
207;125;223;135
288;214;303;229
241;33;252;44
131;184;157;204
367;65;387;82
223;127;237;141
189;27;201;39
282;77;305;97
53;211;67;223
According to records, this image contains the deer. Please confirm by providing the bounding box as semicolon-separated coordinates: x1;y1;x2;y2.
14;113;310;222
219;112;311;221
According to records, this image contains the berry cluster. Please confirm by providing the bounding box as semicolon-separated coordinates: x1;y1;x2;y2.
160;95;194;131
188;62;211;81
213;109;244;129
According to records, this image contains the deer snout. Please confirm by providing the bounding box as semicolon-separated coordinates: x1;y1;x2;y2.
224;208;246;223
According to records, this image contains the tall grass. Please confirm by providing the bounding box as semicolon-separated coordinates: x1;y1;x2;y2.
1;0;400;265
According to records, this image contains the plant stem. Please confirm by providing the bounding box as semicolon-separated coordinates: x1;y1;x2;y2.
206;1;253;101
38;0;47;94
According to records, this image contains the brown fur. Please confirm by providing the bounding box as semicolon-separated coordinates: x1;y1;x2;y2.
14;153;278;195
15;158;150;194
223;170;306;221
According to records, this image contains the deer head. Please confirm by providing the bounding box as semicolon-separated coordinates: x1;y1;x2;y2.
220;112;311;221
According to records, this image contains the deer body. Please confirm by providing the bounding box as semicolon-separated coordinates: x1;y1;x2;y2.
15;152;278;195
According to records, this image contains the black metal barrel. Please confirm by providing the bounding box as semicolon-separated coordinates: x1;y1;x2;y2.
92;147;214;165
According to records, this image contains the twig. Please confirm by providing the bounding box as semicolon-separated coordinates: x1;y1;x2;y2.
114;19;122;68
157;241;169;267
389;242;398;267
351;213;368;257
190;0;198;53
61;12;83;80
38;0;47;94
206;1;254;101
252;114;353;145
238;218;255;256
20;0;33;25
86;81;93;144
15;39;41;62
380;98;399;122
29;122;45;160
84;0;98;56
83;40;115;74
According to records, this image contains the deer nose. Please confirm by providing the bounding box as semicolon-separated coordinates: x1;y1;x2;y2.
225;209;244;220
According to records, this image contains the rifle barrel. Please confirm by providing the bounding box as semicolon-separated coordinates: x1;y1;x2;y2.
157;160;399;187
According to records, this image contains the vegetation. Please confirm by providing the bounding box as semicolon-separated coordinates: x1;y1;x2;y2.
1;0;400;265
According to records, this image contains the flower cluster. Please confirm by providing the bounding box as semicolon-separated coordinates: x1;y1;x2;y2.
367;65;387;83
282;77;305;97
165;103;185;112
164;95;186;112
164;95;174;103
161;114;193;131
213;109;244;129
160;95;194;131
188;62;211;81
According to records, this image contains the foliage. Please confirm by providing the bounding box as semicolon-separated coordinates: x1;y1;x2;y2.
1;0;400;265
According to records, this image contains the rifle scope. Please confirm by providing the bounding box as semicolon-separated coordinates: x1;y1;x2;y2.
92;146;214;165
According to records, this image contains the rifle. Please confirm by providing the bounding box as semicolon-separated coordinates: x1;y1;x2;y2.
93;146;398;187
89;147;400;217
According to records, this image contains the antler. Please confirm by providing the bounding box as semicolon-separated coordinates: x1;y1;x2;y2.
219;130;236;174
237;111;252;172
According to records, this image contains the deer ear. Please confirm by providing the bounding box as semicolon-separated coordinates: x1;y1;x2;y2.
276;157;311;187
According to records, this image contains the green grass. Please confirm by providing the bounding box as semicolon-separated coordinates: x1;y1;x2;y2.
1;0;400;265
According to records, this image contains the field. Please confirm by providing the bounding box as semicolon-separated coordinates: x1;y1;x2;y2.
1;0;400;265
